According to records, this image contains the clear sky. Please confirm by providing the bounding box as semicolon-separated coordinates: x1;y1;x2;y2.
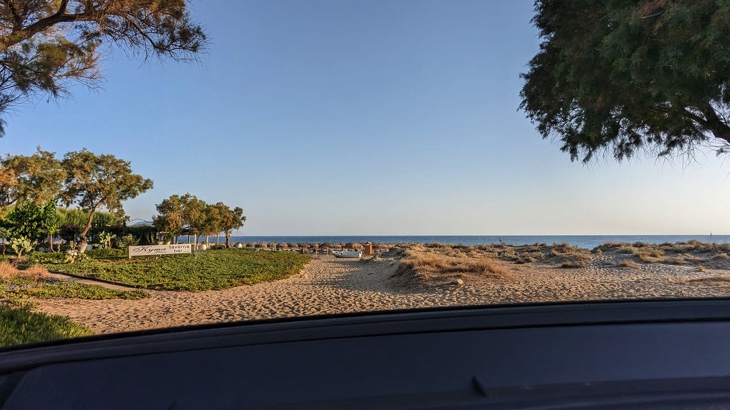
2;0;730;235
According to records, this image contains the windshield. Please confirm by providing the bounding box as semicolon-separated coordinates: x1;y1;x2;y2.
1;0;730;347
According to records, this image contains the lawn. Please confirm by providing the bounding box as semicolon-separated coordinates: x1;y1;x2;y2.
39;249;311;291
0;305;93;347
1;278;149;300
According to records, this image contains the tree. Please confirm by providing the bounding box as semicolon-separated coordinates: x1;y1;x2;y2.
0;0;206;135
202;203;224;245
0;148;64;208
153;194;185;243
212;203;246;248
520;0;730;162
153;193;208;244
39;199;61;251
60;149;153;253
180;194;207;244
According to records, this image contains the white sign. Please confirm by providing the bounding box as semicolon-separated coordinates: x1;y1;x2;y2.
128;244;192;258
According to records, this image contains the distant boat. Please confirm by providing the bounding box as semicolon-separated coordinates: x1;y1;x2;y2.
332;250;362;258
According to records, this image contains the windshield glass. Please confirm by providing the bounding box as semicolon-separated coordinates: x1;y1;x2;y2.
1;0;730;346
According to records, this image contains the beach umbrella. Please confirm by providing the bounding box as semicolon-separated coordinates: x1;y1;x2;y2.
334;243;343;250
278;242;288;250
311;243;319;249
345;242;354;249
352;243;363;250
319;243;329;249
288;242;297;249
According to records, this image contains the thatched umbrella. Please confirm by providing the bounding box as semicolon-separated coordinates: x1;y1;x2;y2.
344;242;354;249
288;242;297;249
259;242;269;249
352;243;363;250
277;242;288;250
334;243;343;250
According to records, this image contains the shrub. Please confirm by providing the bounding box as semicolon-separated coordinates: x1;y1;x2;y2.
85;248;126;259
117;234;138;248
27;252;67;265
10;236;34;257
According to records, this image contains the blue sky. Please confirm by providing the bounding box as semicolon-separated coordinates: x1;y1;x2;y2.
2;0;730;235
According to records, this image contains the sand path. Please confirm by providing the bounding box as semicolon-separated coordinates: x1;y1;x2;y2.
33;255;730;334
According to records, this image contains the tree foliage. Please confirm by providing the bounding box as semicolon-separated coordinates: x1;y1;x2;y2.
0;147;64;208
60;148;152;252
0;0;207;134
214;202;245;248
520;0;730;162
154;195;246;246
6;199;43;243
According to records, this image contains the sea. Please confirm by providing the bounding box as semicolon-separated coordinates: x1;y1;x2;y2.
189;235;730;250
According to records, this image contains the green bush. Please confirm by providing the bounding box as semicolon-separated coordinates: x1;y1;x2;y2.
0;305;93;347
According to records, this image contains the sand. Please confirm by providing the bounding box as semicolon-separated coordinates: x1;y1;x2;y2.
33;254;730;335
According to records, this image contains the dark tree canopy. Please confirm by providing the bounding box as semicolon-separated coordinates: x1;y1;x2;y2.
520;0;730;162
0;0;206;135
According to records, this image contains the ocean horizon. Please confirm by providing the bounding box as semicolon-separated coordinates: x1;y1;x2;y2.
180;235;730;250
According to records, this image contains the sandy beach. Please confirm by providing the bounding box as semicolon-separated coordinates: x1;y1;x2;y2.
33;251;730;335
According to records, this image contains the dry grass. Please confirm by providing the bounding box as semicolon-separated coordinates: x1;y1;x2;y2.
596;241;730;270
618;260;640;268
394;242;730;286
0;262;51;281
0;262;17;279
560;260;585;269
392;247;510;288
688;276;730;286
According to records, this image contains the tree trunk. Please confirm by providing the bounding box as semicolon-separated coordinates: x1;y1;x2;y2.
702;105;730;145
49;233;54;252
78;209;96;254
216;233;220;246
225;232;231;248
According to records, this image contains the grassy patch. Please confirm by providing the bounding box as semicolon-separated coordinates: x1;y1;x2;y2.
0;262;148;300
0;305;92;347
1;279;148;300
39;249;311;291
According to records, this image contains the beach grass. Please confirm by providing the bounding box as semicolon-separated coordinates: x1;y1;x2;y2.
38;249;311;291
0;305;93;347
392;244;511;287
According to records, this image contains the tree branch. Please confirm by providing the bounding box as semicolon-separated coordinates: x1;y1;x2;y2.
0;7;95;51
